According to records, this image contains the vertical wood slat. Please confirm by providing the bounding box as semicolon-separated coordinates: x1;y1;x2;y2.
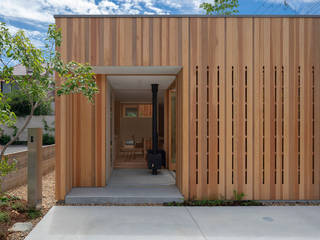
95;75;106;186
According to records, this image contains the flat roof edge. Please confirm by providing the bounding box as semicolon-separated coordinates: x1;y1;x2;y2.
54;14;320;18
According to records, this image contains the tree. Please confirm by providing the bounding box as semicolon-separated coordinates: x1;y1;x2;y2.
200;0;239;15
0;22;98;163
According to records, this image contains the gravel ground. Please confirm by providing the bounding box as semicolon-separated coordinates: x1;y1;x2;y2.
6;170;55;240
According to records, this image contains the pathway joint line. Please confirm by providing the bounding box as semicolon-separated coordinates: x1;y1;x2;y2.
185;207;208;240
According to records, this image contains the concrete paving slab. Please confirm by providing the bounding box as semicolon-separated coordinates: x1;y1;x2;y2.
65;169;183;204
109;169;176;186
66;185;183;204
187;206;320;240
26;206;204;240
26;206;320;240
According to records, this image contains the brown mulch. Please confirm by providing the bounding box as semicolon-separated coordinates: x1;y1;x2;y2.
6;170;55;240
0;196;30;239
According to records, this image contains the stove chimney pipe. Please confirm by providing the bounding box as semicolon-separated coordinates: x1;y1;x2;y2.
151;84;158;154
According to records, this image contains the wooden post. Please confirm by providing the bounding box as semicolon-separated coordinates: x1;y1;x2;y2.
27;128;42;209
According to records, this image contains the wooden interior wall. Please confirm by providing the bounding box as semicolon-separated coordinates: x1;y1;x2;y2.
189;17;320;200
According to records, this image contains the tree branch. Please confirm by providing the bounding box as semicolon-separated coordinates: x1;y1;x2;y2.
0;102;39;160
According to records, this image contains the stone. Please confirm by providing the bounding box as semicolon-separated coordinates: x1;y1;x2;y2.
9;222;33;232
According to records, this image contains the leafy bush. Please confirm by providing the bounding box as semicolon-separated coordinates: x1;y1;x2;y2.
5;91;52;116
0;212;10;223
43;133;55;145
0;134;11;145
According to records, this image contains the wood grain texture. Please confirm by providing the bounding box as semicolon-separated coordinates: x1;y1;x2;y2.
55;16;320;201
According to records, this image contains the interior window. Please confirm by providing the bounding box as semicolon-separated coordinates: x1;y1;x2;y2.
124;107;138;117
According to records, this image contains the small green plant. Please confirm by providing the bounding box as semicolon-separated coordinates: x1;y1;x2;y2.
42;133;55;145
0;212;10;223
11;202;26;213
0;196;9;203
233;190;245;201
27;208;42;219
0;134;11;145
0;156;17;192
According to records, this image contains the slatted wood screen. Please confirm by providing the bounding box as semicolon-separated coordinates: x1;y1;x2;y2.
189;17;320;200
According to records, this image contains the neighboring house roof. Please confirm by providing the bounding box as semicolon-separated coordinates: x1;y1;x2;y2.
12;64;29;76
0;64;54;79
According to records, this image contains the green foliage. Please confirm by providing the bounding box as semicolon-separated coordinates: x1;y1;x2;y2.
9;126;18;137
42;118;55;133
0;134;10;145
27;208;41;219
200;0;239;15
0;156;16;187
11;202;26;213
0;195;9;203
233;190;245;201
0;211;9;223
0;92;16;127
5;90;52;116
42;133;55;145
55;61;98;103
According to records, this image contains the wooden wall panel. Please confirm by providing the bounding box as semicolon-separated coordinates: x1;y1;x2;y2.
189;18;226;200
95;75;106;186
58;17;187;67
226;18;253;200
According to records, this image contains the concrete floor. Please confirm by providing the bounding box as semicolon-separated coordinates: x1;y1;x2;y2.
26;206;320;240
65;169;183;204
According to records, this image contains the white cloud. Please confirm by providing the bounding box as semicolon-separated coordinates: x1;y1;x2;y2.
0;0;203;25
262;0;320;13
5;24;46;48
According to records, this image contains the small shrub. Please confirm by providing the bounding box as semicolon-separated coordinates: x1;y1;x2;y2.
0;135;11;145
0;212;10;223
42;133;55;145
233;190;245;201
27;209;42;219
11;202;26;213
0;196;9;203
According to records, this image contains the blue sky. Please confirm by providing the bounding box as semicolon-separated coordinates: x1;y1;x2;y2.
0;0;319;47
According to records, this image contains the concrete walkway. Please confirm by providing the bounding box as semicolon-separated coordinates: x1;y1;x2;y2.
26;206;320;240
65;169;183;204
